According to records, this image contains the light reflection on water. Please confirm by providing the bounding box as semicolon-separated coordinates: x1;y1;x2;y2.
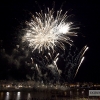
16;92;21;100
0;90;100;100
5;92;9;100
27;93;31;100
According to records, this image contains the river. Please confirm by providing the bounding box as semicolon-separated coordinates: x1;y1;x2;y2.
0;88;100;100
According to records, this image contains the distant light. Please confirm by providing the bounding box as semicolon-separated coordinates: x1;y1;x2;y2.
19;85;22;87
7;85;10;87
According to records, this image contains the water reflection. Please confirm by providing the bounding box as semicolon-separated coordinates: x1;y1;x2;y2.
77;91;79;95
0;89;100;100
5;92;9;100
27;93;31;100
16;92;21;100
0;92;4;100
70;90;72;95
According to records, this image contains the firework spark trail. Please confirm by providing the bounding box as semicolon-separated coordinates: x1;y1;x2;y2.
74;46;89;78
74;56;85;78
22;8;78;54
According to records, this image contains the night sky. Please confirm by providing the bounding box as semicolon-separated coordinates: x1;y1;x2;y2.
0;0;100;82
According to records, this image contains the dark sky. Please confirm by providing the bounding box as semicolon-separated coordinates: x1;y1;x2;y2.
0;0;100;82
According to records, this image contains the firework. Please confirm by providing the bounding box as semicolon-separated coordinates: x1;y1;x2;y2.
74;46;89;78
22;8;78;53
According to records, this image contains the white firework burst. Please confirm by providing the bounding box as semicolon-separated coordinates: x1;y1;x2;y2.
22;8;78;53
